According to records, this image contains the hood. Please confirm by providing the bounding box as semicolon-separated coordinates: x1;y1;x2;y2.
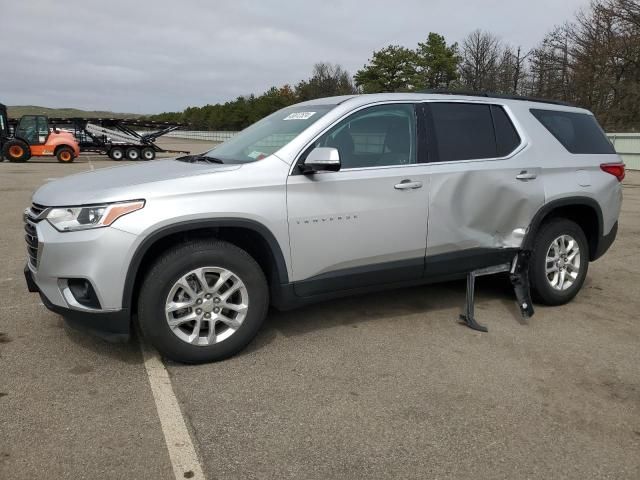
33;159;242;206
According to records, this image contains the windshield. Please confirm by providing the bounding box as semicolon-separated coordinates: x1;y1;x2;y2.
204;104;335;163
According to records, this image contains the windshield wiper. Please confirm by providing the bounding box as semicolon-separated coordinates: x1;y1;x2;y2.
176;153;224;164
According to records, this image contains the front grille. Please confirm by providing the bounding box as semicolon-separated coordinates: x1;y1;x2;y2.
30;203;47;217
24;203;48;269
24;220;39;267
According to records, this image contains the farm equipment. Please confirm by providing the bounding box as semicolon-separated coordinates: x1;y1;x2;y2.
49;118;190;160
1;108;80;163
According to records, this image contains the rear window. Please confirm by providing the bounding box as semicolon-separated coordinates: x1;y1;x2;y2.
492;105;521;156
530;109;615;154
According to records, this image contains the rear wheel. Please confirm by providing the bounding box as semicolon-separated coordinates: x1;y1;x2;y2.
141;147;156;161
126;147;140;161
109;147;124;160
138;240;269;364
530;218;589;305
2;139;31;162
56;146;74;163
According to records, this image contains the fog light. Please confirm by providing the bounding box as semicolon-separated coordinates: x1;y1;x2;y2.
67;279;101;309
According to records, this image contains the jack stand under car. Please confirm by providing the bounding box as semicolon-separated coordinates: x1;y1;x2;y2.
459;251;535;332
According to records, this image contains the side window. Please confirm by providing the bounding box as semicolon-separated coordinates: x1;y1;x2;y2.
429;103;496;161
491;105;521;156
15;116;38;144
530;109;615;154
36;117;49;143
309;104;417;169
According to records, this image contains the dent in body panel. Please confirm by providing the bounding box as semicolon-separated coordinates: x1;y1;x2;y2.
427;168;544;256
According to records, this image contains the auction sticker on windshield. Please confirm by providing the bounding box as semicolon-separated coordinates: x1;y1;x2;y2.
284;112;316;120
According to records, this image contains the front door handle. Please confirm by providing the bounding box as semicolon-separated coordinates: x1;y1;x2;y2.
394;179;423;190
516;171;537;181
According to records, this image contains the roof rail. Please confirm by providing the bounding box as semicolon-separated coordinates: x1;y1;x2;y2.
417;89;575;107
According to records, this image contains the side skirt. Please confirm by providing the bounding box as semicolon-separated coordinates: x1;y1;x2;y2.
272;247;519;310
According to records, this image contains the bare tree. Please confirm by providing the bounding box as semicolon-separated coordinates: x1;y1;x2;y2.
569;0;640;129
459;30;502;91
524;25;574;101
496;45;530;95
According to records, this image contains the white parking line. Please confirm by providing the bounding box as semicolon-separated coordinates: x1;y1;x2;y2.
141;345;205;480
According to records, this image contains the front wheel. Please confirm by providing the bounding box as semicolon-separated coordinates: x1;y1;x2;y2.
530;218;589;306
138;240;269;363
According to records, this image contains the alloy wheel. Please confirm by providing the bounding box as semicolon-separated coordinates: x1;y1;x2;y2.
545;234;581;291
165;266;249;346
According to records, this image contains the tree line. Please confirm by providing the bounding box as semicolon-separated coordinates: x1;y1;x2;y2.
148;0;639;131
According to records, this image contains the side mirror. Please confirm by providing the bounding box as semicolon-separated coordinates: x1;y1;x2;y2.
301;147;341;174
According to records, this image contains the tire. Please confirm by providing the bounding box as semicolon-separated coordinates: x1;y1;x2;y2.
109;147;124;161
141;147;156;161
56;146;74;163
2;139;31;162
138;240;269;364
530;218;589;306
126;147;140;161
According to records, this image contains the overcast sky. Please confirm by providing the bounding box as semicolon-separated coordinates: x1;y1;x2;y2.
0;0;590;114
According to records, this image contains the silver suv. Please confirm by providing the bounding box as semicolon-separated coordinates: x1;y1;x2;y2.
23;93;624;363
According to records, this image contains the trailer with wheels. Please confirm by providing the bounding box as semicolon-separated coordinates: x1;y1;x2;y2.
47;118;190;161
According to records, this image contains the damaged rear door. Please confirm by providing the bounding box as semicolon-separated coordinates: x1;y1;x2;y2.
422;101;544;277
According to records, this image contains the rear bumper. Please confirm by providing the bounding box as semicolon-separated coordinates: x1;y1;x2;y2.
593;221;618;261
25;265;130;342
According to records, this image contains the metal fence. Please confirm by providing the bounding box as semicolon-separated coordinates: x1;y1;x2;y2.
607;133;640;170
167;130;640;170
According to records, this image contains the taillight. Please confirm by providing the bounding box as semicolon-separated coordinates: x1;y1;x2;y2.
600;163;625;182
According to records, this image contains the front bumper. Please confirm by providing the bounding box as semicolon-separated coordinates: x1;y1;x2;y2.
25;265;130;342
23;216;137;342
26;219;137;309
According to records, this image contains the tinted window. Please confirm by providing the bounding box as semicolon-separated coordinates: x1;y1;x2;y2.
491;105;521;156
530;109;615;154
310;104;416;169
429;103;496;161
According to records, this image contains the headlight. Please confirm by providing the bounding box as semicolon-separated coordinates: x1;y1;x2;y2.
46;200;145;232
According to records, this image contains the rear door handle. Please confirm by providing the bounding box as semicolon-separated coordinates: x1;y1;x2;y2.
394;180;423;190
516;171;537;181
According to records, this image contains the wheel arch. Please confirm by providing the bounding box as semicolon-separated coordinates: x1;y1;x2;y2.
523;197;603;260
122;219;290;312
54;144;75;155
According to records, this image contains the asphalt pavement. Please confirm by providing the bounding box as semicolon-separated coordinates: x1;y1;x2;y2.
1;139;638;479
